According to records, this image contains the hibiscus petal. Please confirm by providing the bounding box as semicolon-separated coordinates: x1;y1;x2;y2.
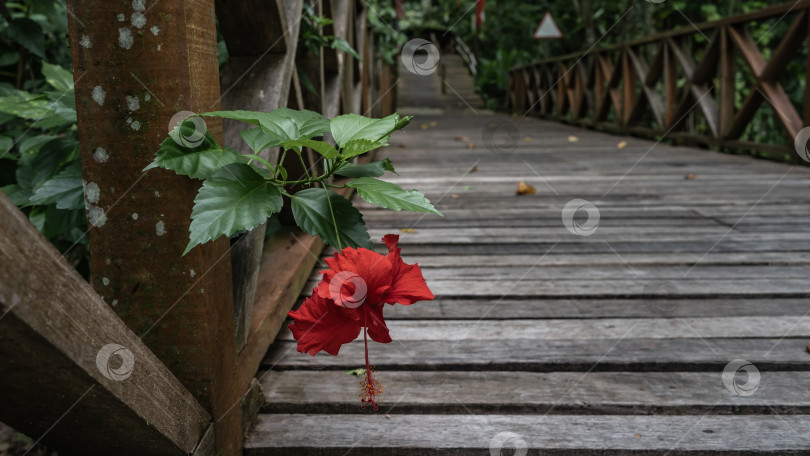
364;303;392;344
383;236;435;305
315;246;393;305
288;291;361;356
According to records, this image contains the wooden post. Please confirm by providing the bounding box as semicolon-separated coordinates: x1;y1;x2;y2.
719;26;736;138
803;10;810;126
622;48;637;127
66;1;240;454
664;41;678;128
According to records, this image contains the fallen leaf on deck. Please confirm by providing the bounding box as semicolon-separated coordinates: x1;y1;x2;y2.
421;124;428;130
450;194;460;199
398;143;407;148
429;121;437;127
466;143;476;149
469;165;478;173
684;174;697;180
635;434;642;438
385;414;391;419
568;136;579;142
516;181;536;195
346;368;366;376
399;228;419;233
524;137;532;142
454;136;470;141
464;185;475;191
617;141;627;149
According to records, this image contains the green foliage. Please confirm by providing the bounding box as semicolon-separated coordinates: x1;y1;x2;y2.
291;188;372;250
365;0;407;66
300;3;361;60
145;109;437;255
346;177;441;215
0;0;88;275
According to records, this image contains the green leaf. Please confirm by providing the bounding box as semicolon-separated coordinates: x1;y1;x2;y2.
336;158;396;177
341;138;387;159
29;161;84;210
331;37;360;60
346;177;442;215
330;113;398;148
5;18;45;58
16;138;68;193
144;135;246;179
290;188;372;249
185;163;283;255
41;62;74;92
282;138;339;159
2;184;29;206
239;127;276;154
202;108;330;146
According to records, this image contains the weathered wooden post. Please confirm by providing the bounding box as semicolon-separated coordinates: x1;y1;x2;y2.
66;1;240;454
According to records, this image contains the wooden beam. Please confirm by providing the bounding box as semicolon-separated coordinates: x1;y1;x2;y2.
0;193;210;456
727;26;804;139
66;1;240;454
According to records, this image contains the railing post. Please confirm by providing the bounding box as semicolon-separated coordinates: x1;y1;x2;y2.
66;1;240;454
719;26;736;138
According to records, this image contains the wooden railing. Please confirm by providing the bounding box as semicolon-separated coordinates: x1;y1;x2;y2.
0;0;394;455
508;1;810;161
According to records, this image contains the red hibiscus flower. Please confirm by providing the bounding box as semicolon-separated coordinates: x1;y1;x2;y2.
287;234;434;409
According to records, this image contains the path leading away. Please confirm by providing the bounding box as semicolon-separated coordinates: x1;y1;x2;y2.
245;57;810;454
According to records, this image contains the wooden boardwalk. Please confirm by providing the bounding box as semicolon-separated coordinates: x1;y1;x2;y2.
245;59;810;454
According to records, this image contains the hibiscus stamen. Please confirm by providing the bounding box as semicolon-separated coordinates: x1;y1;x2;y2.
359;305;382;410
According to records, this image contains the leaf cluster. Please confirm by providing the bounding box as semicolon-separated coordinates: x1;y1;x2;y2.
144;108;441;255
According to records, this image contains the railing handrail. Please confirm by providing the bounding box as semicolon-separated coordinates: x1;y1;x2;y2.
511;0;810;70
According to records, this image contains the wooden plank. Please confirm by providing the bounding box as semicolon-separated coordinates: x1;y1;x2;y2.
0;193;210;455
276;317;810;341
378;298;810;320
307;265;810;281
66;1;241;454
245;414;810;455
259;370;810;414
235;228;323;391
263;338;810;371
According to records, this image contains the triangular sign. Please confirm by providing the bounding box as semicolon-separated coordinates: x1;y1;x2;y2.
534;11;562;39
